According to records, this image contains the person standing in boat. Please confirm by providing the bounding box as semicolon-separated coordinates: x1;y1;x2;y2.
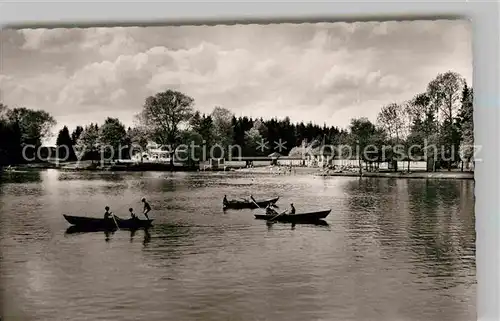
141;197;151;220
290;203;296;215
223;195;228;206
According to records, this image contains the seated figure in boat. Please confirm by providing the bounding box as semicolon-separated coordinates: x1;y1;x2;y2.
265;203;278;215
290;203;296;214
129;208;138;220
104;206;112;219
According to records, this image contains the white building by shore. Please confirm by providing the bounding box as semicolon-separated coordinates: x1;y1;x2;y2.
131;141;171;162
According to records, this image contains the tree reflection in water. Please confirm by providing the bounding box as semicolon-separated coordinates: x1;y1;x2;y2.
343;177;475;291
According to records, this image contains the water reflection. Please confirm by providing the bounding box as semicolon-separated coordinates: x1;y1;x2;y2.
0;172;475;321
64;226;153;245
265;220;330;231
342;177;475;292
0;169;42;184
406;179;475;290
130;228;151;246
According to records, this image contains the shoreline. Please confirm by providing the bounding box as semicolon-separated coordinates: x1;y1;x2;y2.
315;171;474;180
233;166;474;180
1;163;475;180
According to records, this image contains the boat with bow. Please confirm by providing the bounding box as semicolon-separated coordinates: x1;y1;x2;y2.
223;196;279;210
254;209;331;223
63;214;153;231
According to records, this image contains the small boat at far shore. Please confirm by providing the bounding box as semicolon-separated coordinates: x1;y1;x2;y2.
63;214;153;231
223;196;279;210
254;209;331;223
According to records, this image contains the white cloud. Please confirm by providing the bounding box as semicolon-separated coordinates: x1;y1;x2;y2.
0;19;472;143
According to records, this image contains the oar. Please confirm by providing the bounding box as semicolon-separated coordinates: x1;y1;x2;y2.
110;212;120;230
250;196;261;209
268;210;287;222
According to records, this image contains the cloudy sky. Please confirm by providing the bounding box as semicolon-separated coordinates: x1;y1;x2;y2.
0;19;472;145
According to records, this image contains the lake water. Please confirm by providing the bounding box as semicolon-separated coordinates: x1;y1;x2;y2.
0;170;476;321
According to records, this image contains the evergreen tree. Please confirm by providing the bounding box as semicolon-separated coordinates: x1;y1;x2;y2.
56;126;77;161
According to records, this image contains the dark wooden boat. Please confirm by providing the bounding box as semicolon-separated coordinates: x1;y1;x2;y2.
63;214;153;230
223;196;279;210
254;209;331;223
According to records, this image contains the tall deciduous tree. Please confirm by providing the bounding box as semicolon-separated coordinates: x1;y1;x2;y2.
179;130;204;165
127;126;149;162
376;103;412;171
98;117;129;160
349;117;378;176
244;127;263;157
6;107;56;147
377;103;406;145
407;92;438;171
211;106;234;158
75;123;100;162
1;106;56;163
139;89;195;167
427;71;465;170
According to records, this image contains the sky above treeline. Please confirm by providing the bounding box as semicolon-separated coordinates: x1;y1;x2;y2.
0;19;472;145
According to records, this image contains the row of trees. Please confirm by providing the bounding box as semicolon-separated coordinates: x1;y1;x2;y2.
1;70;474;172
60;90;348;166
348;71;474;172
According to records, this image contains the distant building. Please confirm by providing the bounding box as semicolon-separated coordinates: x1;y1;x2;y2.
305;146;335;168
132;141;171;162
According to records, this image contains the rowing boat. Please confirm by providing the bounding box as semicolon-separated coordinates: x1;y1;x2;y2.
254;209;331;223
223;196;279;210
63;214;153;230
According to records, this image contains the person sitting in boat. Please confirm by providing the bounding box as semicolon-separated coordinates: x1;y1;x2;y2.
104;206;112;219
129;208;138;220
265;203;278;215
141;197;151;220
290;203;296;215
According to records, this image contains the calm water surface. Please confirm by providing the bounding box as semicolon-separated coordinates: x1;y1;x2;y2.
0;170;475;321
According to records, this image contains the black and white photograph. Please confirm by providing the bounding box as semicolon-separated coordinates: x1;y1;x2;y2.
1;19;475;321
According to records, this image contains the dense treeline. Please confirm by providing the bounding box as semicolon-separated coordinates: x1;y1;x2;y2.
0;70;474;172
0;103;56;166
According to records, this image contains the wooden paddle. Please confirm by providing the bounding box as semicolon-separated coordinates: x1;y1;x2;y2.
250;196;261;209
110;212;120;230
268;210;288;222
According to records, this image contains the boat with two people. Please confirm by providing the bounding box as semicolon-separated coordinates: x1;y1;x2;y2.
223;195;279;210
63;214;153;232
255;207;331;224
63;198;154;233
